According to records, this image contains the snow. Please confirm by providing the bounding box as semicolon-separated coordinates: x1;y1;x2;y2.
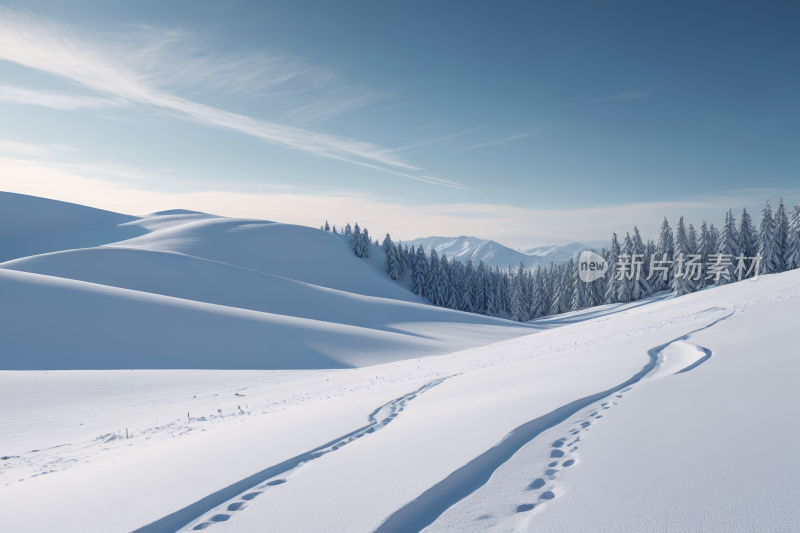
1;192;798;533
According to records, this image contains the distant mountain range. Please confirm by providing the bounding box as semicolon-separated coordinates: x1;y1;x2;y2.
403;236;608;270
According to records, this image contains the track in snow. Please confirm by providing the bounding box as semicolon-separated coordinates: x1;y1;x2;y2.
131;377;450;533
373;312;734;533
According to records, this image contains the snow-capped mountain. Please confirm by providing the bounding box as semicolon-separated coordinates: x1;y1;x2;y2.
405;236;606;269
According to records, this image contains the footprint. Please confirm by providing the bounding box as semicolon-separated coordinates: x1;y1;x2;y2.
544;469;558;476
580;422;591;428
476;514;493;520
515;503;536;513
551;439;565;448
527;478;546;490
242;492;261;500
210;514;230;522
562;459;575;467
548;461;558;467
550;449;564;458
227;502;244;511
192;523;210;530
595;415;603;419
539;491;555;500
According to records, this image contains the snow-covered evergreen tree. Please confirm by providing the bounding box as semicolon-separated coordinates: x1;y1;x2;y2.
350;223;362;256
654;218;674;292
529;266;547;319
786;204;800;271
696;220;711;287
774;197;790;271
630;226;651;299
332;225;338;234
414;246;428;297
426;249;440;303
708;224;719;254
446;260;462;310
473;261;486;313
758;198;778;274
604;233;621;304
360;228;371;258
738;207;758;258
571;258;589;311
324;221;330;231
509;261;529;322
617;233;634;303
715;210;738;287
386;241;403;280
461;260;476;313
671;216;696;295
344;223;352;237
438;255;452;307
408;246;418;294
687;224;698;254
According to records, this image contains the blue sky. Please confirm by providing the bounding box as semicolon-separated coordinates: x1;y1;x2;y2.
0;1;798;247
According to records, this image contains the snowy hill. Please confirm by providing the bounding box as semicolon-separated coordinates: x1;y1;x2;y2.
0;193;534;370
0;191;145;262
407;236;605;269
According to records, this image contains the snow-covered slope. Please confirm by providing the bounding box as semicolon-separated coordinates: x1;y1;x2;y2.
113;215;422;302
0;191;145;262
0;193;534;371
3;267;797;533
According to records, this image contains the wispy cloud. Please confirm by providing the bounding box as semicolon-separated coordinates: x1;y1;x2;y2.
0;140;81;156
396;127;483;151
0;8;461;188
461;133;530;152
0;85;121;110
593;92;650;102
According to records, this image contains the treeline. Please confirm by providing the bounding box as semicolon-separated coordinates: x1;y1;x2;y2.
324;197;800;322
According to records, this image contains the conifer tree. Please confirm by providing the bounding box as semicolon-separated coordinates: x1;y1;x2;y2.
687;224;698;255
696;220;711;287
758;198;778;274
350;223;362;256
529;266;546;319
604;233;621;304
738;207;758;258
360;228;371;258
708;224;719;254
462;260;476;313
344;223;352;237
571;258;589;311
438;255;452;307
426;249;440;303
414;246;428;297
408;246;418;294
671;216;696;295
715;210;738;287
774;198;790;271
509;261;529;321
617;233;634;303
786;204;800;271
654;218;674;292
333;225;338;234
324;221;330;231
473;261;487;313
630;226;651;299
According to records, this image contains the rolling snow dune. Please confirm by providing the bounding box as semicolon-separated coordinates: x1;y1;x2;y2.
112;216;421;302
0;247;528;335
0;191;145;262
0;269;530;370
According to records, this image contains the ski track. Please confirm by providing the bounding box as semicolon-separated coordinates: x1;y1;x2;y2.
375;312;735;533
131;377;451;533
